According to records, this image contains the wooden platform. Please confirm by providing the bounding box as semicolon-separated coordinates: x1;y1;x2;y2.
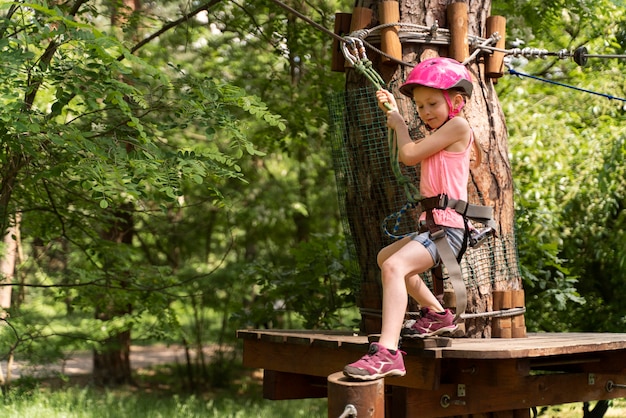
238;329;626;417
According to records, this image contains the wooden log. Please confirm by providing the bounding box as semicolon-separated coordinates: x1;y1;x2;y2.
511;289;527;338
492;290;512;310
492;291;512;338
345;6;372;69
327;371;385;418
349;6;373;32
447;2;469;62
331;13;353;72
485;16;507;79
380;1;402;64
512;313;527;339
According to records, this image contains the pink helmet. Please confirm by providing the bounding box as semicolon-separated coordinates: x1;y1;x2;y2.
399;57;473;98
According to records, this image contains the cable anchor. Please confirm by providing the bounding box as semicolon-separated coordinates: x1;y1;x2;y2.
606;380;626;392
338;404;358;418
573;46;588;66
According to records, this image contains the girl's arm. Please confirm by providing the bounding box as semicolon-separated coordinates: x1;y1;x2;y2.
396;117;470;166
376;88;471;166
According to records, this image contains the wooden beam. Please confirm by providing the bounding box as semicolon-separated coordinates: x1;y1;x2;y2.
404;372;626;417
263;370;327;400
242;338;441;390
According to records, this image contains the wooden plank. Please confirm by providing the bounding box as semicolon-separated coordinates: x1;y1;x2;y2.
242;338;442;390
404;371;626;418
440;333;626;359
238;331;626;360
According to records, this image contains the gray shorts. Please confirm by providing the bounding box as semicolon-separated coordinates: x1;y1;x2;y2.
411;227;465;265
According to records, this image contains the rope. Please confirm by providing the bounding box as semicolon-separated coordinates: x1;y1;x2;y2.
267;0;346;44
268;0;626;68
360;306;526;320
342;38;422;240
508;67;626;102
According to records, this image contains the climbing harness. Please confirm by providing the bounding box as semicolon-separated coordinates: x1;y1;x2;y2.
418;194;496;319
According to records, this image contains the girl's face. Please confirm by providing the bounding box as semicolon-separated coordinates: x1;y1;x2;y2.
412;86;451;130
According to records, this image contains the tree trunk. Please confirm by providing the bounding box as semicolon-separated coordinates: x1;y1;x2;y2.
343;0;521;337
0;213;20;309
93;205;135;386
90;0;143;387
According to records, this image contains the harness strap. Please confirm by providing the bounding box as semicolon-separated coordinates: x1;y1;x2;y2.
432;231;467;320
420;194;496;321
420;194;497;231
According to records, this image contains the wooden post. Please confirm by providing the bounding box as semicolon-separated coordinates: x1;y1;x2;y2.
349;6;373;33
485;16;507;79
447;2;469;62
492;290;512;338
512;289;527;338
379;1;402;64
344;6;372;69
332;13;353;72
327;371;385;418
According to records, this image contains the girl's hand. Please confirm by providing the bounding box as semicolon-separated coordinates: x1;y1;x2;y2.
376;89;398;112
376;89;404;130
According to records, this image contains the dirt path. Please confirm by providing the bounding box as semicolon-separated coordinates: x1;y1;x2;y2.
4;344;192;379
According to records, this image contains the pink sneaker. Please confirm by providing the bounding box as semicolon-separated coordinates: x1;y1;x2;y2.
343;342;406;380
403;307;458;337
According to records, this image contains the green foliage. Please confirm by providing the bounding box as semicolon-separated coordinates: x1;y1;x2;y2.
0;0;289;380
238;233;360;330
494;0;626;331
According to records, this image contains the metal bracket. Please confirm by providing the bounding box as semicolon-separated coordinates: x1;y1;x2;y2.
606;380;626;393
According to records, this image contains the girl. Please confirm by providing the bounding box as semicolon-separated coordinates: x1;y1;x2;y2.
344;57;476;381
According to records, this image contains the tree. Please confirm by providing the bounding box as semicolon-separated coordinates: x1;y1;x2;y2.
338;0;520;336
0;0;283;387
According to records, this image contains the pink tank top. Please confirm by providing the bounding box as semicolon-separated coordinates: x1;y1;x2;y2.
418;131;473;229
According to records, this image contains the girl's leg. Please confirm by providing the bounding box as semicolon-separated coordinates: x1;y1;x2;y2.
376;238;435;350
405;273;444;312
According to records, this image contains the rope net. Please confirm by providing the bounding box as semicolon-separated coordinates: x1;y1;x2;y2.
327;86;521;305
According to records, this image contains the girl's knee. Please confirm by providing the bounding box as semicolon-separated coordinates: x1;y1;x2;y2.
380;258;402;281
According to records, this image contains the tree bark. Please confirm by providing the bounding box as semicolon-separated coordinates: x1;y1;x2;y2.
344;0;521;337
93;204;135;386
0;213;20;309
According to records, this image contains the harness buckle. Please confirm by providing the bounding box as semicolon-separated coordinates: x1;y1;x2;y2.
429;227;446;241
437;194;449;209
469;227;494;248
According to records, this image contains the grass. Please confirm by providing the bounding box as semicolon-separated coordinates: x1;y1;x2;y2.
0;365;624;417
536;400;626;417
0;363;328;418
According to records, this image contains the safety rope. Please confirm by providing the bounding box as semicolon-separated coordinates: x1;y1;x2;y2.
342;38;421;241
353;22;626;67
508;67;626;102
360;306;526;320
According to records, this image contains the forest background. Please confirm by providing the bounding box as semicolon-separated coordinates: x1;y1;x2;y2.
0;0;624;407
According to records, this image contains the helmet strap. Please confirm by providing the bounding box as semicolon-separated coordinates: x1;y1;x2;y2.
443;90;465;119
